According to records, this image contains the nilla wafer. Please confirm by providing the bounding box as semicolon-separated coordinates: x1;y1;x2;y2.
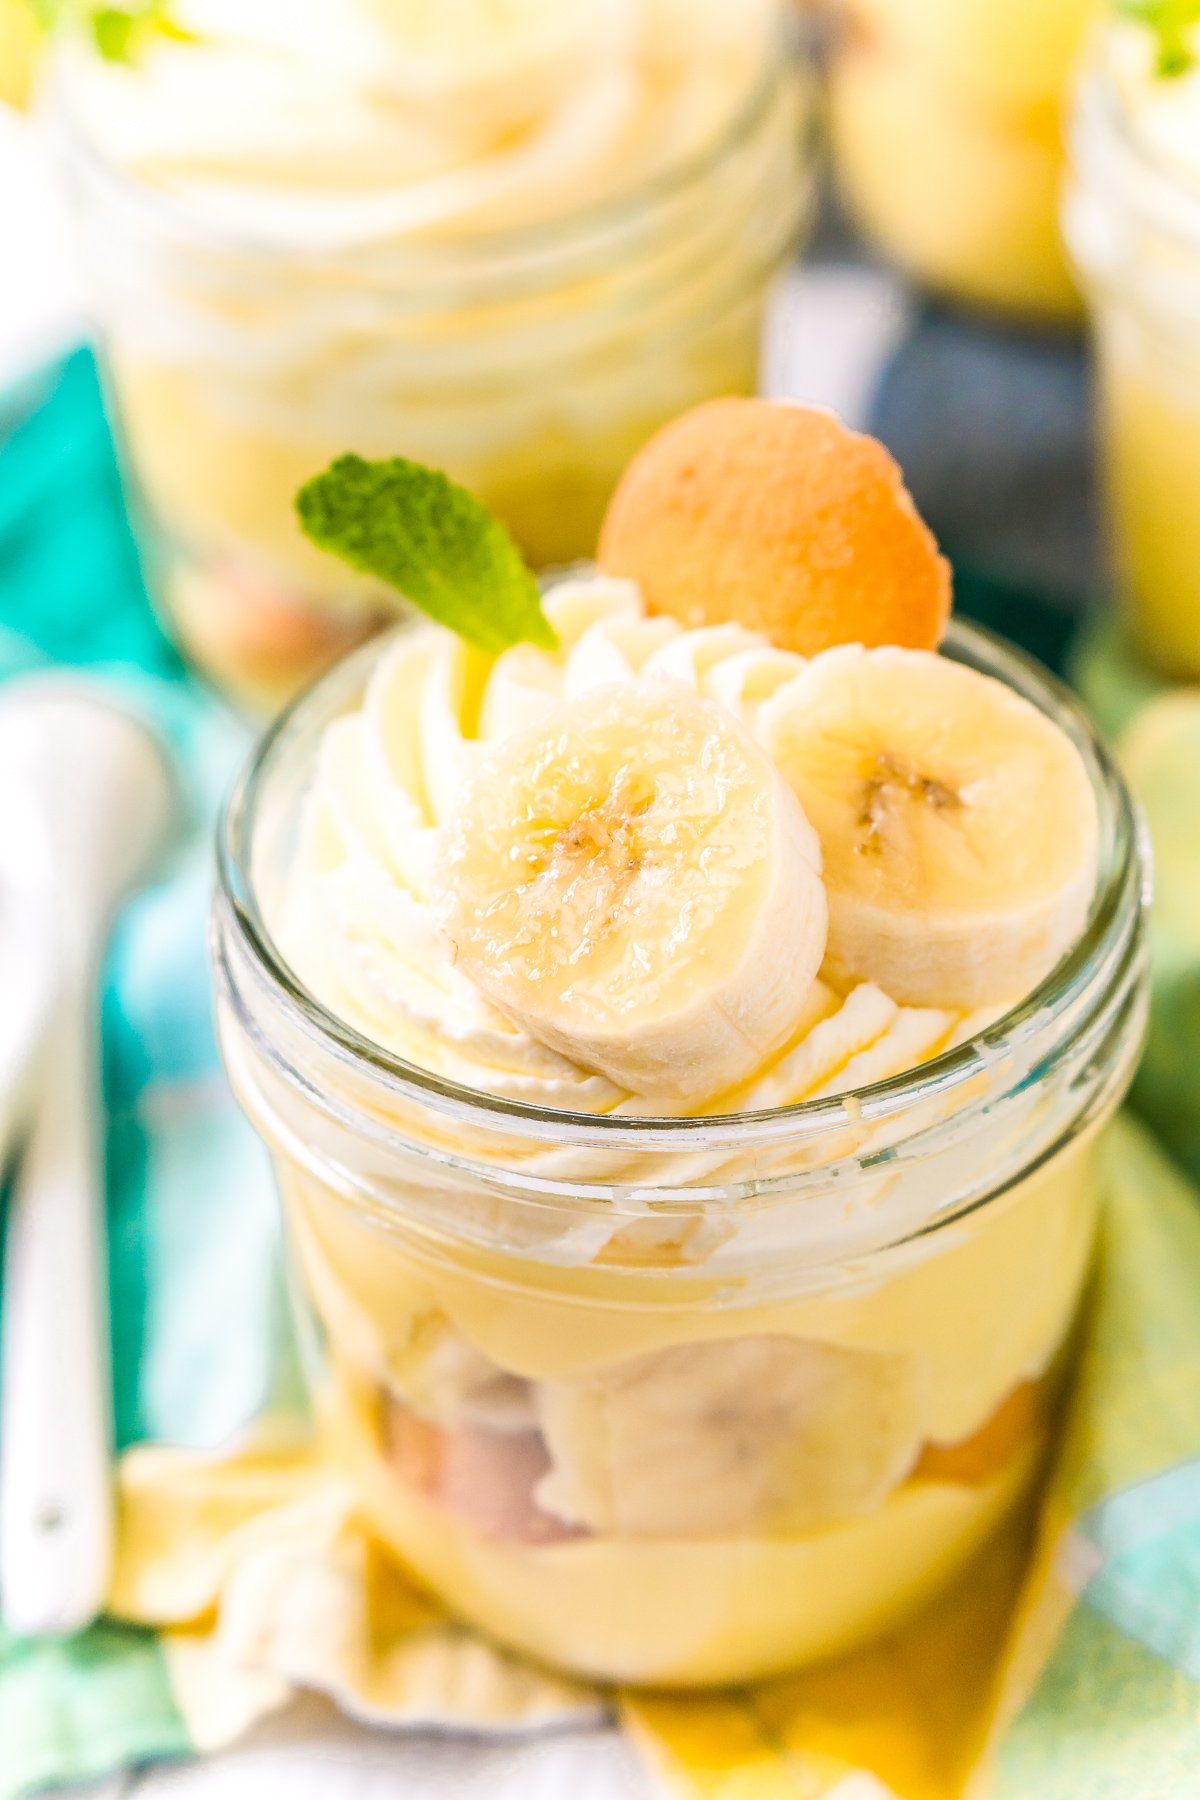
598;398;951;656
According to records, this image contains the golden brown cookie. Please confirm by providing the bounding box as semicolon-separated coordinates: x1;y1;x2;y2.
597;398;951;656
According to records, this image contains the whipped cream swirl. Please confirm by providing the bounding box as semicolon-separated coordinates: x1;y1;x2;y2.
280;576;977;1117
57;0;780;247
1105;20;1200;188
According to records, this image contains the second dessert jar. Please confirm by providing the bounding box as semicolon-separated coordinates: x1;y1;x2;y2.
1066;14;1200;680
50;0;813;712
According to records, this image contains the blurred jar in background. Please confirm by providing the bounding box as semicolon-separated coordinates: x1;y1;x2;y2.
51;0;813;713
1066;20;1200;680
830;0;1093;321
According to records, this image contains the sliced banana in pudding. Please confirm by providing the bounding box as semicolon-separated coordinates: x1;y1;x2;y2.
534;1335;924;1538
435;682;828;1105
760;644;1100;1009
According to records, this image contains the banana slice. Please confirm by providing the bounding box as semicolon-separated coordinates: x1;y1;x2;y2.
534;1335;923;1538
435;683;828;1105
760;645;1099;1009
388;1314;538;1435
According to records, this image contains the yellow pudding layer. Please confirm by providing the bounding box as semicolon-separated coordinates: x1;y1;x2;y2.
258;1126;1097;1684
109;256;766;710
1067;27;1200;680
332;1366;1041;1687
109;302;760;597
1096;321;1200;680
280;1135;1097;1455
111;337;758;714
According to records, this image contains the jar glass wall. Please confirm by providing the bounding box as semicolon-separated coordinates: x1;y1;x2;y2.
830;0;1090;320
1066;28;1200;679
212;621;1147;1689
50;16;814;714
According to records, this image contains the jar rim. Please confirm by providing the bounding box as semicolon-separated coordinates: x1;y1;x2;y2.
215;615;1147;1157
48;19;810;266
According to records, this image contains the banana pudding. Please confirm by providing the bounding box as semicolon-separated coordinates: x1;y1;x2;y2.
1066;13;1200;679
214;401;1148;1685
51;0;811;712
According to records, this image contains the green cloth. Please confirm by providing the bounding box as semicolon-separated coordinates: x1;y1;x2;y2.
0;350;302;1792
994;1119;1200;1797
3;348;1200;1799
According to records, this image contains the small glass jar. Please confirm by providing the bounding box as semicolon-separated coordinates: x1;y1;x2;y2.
830;0;1089;320
212;620;1147;1689
1065;31;1200;679
49;33;814;716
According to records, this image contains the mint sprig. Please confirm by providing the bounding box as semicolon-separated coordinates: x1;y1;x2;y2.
31;0;197;63
296;455;558;657
1115;0;1200;77
91;2;195;61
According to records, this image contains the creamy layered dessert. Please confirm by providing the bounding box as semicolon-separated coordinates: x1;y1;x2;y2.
51;0;809;711
1066;7;1200;678
831;0;1090;319
214;400;1146;1685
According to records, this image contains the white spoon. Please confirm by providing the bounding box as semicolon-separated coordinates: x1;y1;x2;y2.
0;680;173;1637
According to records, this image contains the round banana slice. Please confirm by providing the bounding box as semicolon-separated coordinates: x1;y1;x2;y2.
533;1335;924;1538
760;646;1099;1010
435;683;828;1106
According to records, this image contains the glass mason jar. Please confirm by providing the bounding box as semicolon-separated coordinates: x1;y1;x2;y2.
212;620;1147;1689
1065;31;1200;679
830;0;1090;320
49;32;814;717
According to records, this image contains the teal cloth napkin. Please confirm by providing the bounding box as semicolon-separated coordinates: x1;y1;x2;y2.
0;349;302;1794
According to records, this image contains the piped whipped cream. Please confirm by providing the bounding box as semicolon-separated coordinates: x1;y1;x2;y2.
1107;20;1200;188
56;0;780;246
279;576;983;1116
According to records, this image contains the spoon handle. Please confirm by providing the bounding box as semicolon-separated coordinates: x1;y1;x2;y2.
1;980;113;1636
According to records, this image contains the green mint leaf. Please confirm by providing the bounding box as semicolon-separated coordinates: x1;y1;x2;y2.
94;1;196;61
296;455;558;657
1114;0;1200;76
90;6;140;58
1160;32;1194;71
34;0;196;62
